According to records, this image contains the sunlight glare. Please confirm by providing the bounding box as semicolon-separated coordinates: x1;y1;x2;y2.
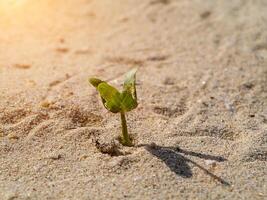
0;0;27;9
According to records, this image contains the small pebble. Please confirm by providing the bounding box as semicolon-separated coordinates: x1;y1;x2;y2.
47;154;62;160
163;77;175;85
8;133;19;140
79;155;88;161
200;11;211;19
14;63;31;69
40;101;52;108
56;47;69;53
205;160;217;168
0;130;4;137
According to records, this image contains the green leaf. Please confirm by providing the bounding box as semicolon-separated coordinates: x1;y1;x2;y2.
97;82;122;113
89;78;103;88
120;91;138;112
89;68;138;113
123;68;138;101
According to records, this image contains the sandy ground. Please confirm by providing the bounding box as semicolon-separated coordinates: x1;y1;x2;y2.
0;0;266;199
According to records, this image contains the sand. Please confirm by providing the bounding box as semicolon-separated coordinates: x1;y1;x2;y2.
0;0;266;199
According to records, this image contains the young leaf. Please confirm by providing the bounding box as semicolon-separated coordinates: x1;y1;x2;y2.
120;91;138;112
97;82;122;113
89;78;103;88
123;68;138;101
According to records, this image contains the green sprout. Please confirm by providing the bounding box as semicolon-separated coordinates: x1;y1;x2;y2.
89;68;138;146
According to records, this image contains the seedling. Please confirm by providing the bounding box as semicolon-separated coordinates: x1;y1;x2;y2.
89;68;138;146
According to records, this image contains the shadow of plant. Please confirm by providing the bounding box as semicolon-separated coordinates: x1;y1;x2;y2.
142;143;230;186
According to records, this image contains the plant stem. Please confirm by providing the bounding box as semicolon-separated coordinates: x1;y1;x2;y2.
120;111;132;146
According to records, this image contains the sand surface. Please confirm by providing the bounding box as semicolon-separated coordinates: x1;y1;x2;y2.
0;0;266;199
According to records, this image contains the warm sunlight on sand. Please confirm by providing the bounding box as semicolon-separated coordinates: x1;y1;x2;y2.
0;0;61;29
0;0;29;16
0;0;27;8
